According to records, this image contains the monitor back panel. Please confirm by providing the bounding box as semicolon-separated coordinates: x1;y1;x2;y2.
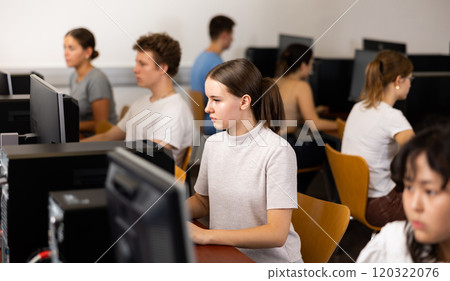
0;95;30;135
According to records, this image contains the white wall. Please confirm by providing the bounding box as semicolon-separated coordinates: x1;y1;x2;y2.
1;0;449;69
1;0;449;114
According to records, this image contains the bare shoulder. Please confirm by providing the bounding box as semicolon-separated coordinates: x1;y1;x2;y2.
290;80;312;99
277;78;310;95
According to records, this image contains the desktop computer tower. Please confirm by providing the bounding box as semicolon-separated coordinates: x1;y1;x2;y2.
1;140;174;262
49;188;114;262
0;141;126;263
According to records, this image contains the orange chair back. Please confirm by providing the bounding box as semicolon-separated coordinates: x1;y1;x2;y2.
292;193;350;263
188;90;205;122
95;120;113;134
325;144;381;231
336;118;346;140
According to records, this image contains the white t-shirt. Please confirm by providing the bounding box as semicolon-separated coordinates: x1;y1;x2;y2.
357;221;413;262
117;93;193;166
342;101;412;197
194;122;302;263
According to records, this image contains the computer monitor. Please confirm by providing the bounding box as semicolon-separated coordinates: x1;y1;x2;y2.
30;74;79;144
363;38;407;53
278;34;314;60
408;55;450;72
0;71;13;95
348;49;378;102
0;95;30;135
404;73;450;130
245;47;278;77
10;72;44;95
105;147;194;262
309;58;354;112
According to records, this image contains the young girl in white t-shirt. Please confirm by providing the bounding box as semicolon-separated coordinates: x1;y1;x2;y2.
186;58;302;263
358;125;450;262
342;50;415;227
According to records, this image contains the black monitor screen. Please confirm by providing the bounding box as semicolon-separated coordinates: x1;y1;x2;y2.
278;34;314;60
348;50;378;102
309;58;354;112
30;74;79;144
10;72;44;95
408;55;450;72
0;95;30;134
245;47;278;78
0;71;13;95
363;38;406;53
405;73;450;130
105;147;194;262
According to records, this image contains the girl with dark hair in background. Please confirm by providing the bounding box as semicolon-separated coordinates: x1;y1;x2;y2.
275;43;337;192
358;125;450;262
64;27;117;137
186;58;302;263
275;43;337;133
342;50;415;227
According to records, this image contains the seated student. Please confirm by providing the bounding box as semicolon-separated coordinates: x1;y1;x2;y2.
64;28;118;137
186;59;302;263
357;125;450;262
190;15;235;135
275;43;337;133
342;50;415;227
82;33;193;167
275;43;336;191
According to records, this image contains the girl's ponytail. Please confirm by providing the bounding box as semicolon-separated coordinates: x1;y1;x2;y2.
362;59;384;108
260;78;285;133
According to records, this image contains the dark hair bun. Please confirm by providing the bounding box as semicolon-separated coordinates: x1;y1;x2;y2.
91;50;99;60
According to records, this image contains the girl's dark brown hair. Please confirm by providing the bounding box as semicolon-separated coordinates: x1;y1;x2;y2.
65;28;99;60
275;43;313;77
391;122;450;262
207;58;285;133
362;50;413;108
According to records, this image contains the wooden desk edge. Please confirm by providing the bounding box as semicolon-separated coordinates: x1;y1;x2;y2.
193;220;254;263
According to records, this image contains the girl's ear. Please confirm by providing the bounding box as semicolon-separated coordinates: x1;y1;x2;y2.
84;47;93;59
240;94;252;110
300;61;309;71
394;75;402;87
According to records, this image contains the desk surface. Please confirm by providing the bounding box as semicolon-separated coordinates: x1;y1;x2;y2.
195;244;253;263
193;221;253;263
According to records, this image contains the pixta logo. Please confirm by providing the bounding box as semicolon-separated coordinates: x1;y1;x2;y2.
125;109;173;157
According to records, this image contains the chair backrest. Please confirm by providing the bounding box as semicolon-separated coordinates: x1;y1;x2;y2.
95;120;113;134
119;105;130;120
188;90;205;122
174;165;186;185
324;144;381;231
182;146;193;171
174;146;193;190
292;193;350;263
336;118;346;140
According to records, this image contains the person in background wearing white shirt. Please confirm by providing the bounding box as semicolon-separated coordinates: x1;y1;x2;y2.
82;33;193;167
358;124;450;262
186;59;302;263
342;50;415;227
